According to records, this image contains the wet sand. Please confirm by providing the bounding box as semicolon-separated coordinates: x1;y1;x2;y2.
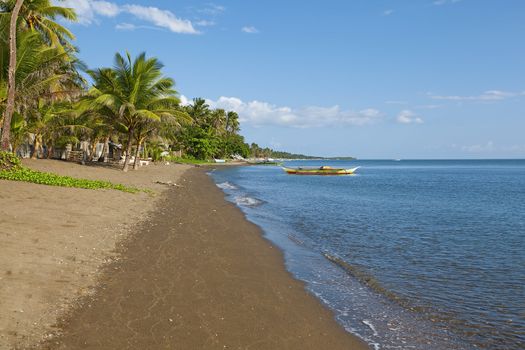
37;167;368;349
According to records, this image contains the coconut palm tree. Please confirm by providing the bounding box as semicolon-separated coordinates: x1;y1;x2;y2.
0;31;84;157
0;0;23;151
0;0;77;151
86;52;184;171
0;0;77;50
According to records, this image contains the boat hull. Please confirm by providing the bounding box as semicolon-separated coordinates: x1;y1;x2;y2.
282;166;359;175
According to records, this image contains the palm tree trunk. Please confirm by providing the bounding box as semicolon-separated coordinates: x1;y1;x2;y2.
133;138;143;170
101;136;109;162
47;144;53;159
1;0;24;151
31;135;41;159
122;129;133;172
88;139;98;162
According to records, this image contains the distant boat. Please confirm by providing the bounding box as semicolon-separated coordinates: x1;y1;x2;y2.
282;165;360;175
214;159;226;163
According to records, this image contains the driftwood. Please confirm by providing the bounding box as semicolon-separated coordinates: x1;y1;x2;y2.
155;181;183;188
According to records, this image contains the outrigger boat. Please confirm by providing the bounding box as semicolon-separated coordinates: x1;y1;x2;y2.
282;165;360;175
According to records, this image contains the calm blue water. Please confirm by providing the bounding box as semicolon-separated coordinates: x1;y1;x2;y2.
209;160;525;349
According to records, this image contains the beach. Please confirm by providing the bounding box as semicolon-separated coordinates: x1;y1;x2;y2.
0;160;367;349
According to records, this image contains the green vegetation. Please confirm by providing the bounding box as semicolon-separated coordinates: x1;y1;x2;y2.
0;0;325;177
0;151;139;192
164;156;214;165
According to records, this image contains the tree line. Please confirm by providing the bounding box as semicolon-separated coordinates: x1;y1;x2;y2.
0;0;258;171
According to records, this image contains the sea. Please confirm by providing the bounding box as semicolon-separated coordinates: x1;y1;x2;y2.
208;160;525;349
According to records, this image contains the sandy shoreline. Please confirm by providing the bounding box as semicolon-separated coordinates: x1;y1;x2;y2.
1;160;367;349
0;160;190;349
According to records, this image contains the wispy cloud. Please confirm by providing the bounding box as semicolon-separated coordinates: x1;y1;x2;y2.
115;22;136;31
382;9;394;16
115;22;164;32
123;5;198;34
397;110;423;124
182;96;383;128
241;26;259;34
429;90;525;102
199;3;225;15
61;0;119;24
194;20;216;27
60;1;198;34
433;0;462;5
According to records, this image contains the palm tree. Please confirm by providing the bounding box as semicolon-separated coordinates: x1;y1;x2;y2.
132;110;190;169
226;111;240;135
0;31;84;157
186;98;210;126
86;52;184;171
0;0;77;50
0;0;23;151
0;0;78;150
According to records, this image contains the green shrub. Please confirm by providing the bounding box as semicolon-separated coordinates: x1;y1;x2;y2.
0;151;140;193
0;151;22;171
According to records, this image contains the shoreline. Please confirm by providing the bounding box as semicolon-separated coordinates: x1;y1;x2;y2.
30;166;367;349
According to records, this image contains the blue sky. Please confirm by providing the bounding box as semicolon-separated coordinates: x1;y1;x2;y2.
62;0;524;158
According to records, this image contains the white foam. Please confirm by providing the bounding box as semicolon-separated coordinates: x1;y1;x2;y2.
217;181;238;190
363;319;379;337
234;195;263;207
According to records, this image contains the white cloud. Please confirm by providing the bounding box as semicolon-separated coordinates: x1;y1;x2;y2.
60;0;119;24
59;1;198;34
397;110;423;124
179;95;192;106
199;3;225;15
242;26;259;34
429;90;525;102
187;96;383;128
123;5;198;34
433;0;462;5
195;20;216;27
382;9;394;16
115;22;136;31
92;1;120;17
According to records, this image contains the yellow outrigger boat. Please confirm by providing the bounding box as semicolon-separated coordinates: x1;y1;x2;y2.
282;165;360;175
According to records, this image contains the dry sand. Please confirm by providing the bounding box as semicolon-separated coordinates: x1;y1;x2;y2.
0;159;190;349
1;160;367;349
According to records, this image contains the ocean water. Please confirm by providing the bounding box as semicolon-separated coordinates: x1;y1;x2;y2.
209;160;525;350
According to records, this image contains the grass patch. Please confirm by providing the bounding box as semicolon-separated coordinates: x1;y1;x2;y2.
0;152;140;193
165;156;215;165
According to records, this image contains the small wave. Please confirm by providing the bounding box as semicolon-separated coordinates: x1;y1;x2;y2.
217;181;238;190
287;234;305;246
323;253;402;303
234;195;263;207
362;320;379;337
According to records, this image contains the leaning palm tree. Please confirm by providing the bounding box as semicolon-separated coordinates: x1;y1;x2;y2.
0;0;23;151
86;52;185;171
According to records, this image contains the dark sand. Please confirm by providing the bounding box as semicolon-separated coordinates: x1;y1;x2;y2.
38;167;368;350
